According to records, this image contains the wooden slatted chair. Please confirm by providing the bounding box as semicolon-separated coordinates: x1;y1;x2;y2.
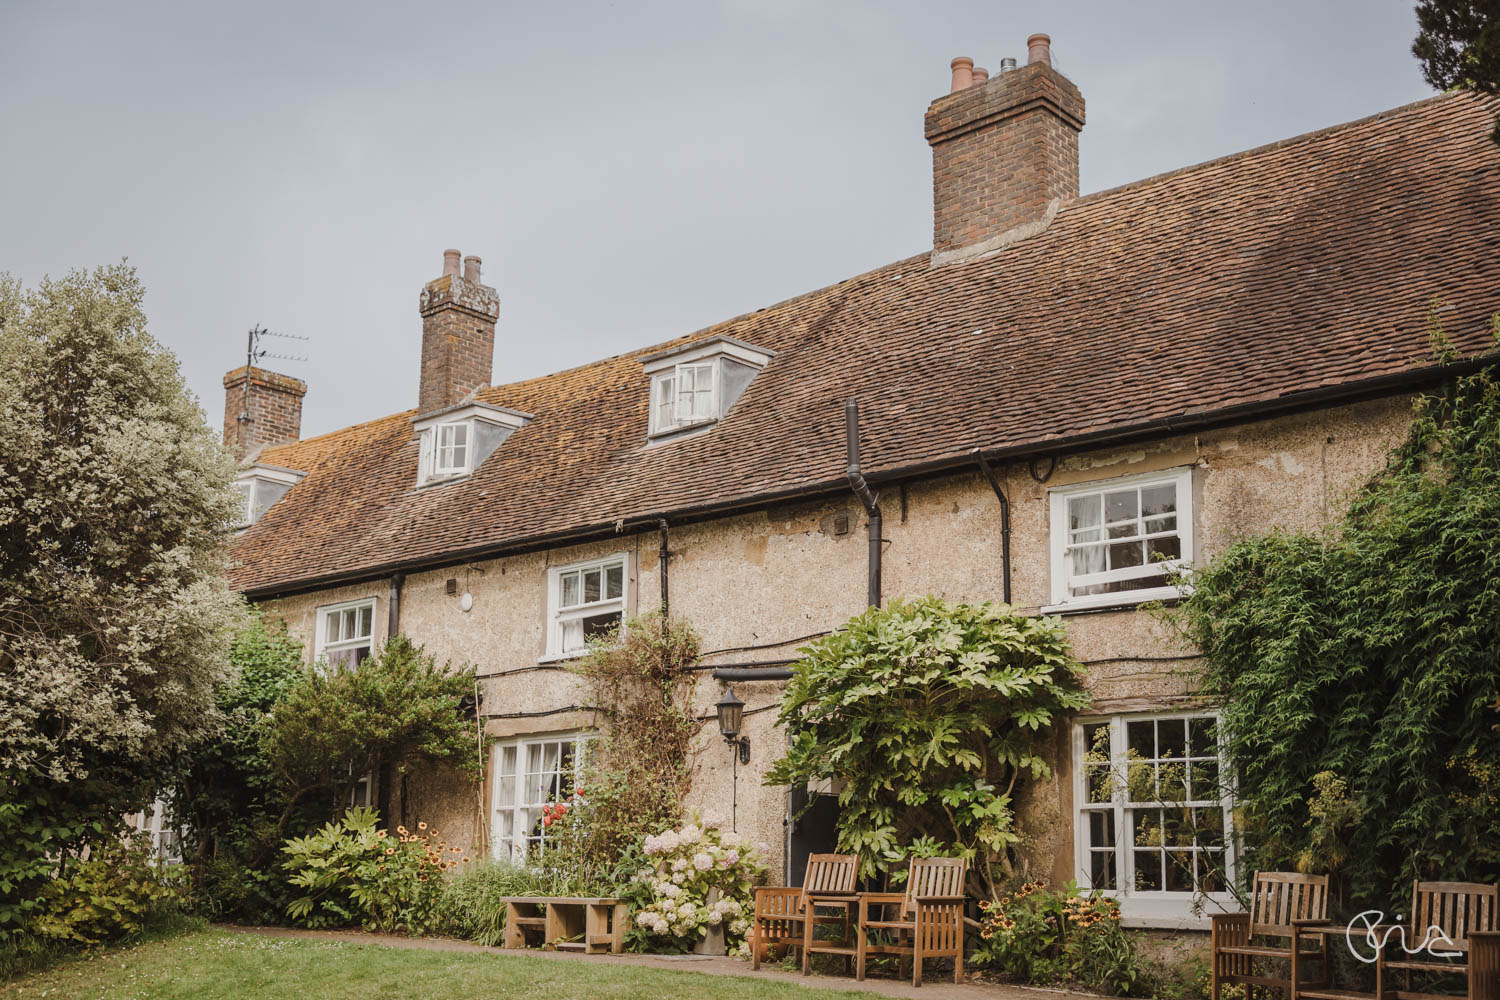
1211;871;1331;1000
749;853;859;971
1375;881;1498;1000
855;857;968;987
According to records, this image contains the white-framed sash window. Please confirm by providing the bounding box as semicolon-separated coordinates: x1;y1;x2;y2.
545;554;627;658
315;598;376;670
649;362;718;436
1074;711;1237;927
1047;467;1193;612
490;733;588;861
434;421;470;476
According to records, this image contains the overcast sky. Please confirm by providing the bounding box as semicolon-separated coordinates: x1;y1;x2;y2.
2;1;1436;438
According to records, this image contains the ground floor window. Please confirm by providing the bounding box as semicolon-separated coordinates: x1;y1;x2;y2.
127;797;182;863
489;732;588;861
1074;711;1236;925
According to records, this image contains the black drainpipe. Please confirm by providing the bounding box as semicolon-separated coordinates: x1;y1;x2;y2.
971;450;1013;606
845;400;882;609
658;519;670;618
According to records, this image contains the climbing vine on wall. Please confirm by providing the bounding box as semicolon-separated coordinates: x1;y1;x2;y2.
1169;330;1500;909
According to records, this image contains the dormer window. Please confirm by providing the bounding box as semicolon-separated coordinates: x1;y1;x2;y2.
641;335;775;441
413;402;532;488
234;463;305;528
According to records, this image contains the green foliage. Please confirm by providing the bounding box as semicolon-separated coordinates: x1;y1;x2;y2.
263;635;480;823
765;598;1088;895
32;835;190;947
569;611;699;874
1413;0;1500;142
434;857;585;946
972;880;1143;996
173;609;305;921
0;264;240;940
1170;362;1500;908
281;807;465;934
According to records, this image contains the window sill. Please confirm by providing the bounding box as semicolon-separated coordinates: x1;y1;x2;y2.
414;471;472;491
536;651;589;666
1040;589;1182;617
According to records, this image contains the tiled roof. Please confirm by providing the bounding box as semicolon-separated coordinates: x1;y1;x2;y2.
231;92;1500;596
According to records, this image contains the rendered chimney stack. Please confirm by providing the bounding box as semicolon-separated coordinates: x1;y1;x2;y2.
417;248;500;415
926;33;1085;261
222;366;307;460
949;57;974;93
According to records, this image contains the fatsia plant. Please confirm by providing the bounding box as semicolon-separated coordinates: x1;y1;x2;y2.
765;597;1088;897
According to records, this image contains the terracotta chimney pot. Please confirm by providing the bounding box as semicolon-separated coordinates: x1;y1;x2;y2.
1027;33;1052;66
950;56;974;93
972;66;989;85
442;249;461;277
463;255;482;283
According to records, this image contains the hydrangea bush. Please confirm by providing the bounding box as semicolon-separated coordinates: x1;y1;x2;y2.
625;812;766;955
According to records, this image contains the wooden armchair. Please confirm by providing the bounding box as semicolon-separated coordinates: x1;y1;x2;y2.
1375;880;1498;1000
856;857;968;987
1211;871;1331;1000
749;853;858;971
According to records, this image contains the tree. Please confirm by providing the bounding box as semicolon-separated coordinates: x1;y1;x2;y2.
1413;0;1500;142
261;635;481;835
0;264;241;934
765;598;1089;899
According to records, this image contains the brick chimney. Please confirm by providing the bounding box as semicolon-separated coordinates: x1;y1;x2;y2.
926;34;1085;262
417;249;499;415
222;366;307;460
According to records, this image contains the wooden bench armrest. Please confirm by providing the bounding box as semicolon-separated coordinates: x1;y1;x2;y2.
1292;918;1331;926
1471;931;1500;940
913;895;968;905
860;892;909;905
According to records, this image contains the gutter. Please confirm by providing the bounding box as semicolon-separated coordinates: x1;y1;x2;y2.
240;357;1499;601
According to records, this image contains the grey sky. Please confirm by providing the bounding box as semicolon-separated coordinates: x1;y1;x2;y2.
2;1;1434;438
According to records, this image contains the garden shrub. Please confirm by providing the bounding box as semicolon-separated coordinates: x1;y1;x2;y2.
1170;356;1500;908
434;856;610;945
972;880;1144;996
282;807;468;934
32;834;191;947
766;597;1088;895
620;813;765;955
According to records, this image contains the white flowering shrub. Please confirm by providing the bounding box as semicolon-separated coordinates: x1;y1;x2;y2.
625;811;767;955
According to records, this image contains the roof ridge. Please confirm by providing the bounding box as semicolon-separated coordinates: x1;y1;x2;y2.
1068;90;1465;211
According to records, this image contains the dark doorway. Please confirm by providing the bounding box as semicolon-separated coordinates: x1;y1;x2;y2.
787;786;841;887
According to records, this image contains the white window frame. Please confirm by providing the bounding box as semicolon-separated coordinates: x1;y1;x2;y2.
433;421;471;476
489;732;590;862
1072;711;1238;928
544;553;629;660
648;361;719;437
127;797;182;864
1045;467;1194;613
314;598;377;671
233;481;254;527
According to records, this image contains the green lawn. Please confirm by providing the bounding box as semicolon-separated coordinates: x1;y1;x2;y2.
1;927;876;1000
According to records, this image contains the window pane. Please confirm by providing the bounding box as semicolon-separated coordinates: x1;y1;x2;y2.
1159;761;1187;802
583;569;601;603
582;610;620;642
1145;515;1177;534
561;618;583;652
325;613;340;644
1104;489;1138;523
1162;807;1194;845
1159;719;1187;759
1109;540;1144;569
1194;807;1225;849
499;745;517;777
1132;810;1164;847
561;571;580;608
341;608;357;638
1086;764;1113;804
1069;494;1101;532
1189;717;1218;757
1071;543;1105;578
1165;850;1194;892
1128;721;1156;759
1088;810;1115;848
1091;850;1117;890
1140;483;1177;517
1147;535;1182;562
357;605;373;638
1108;522;1139;539
605;564;623;599
1200;851;1227;893
1134;850;1162;891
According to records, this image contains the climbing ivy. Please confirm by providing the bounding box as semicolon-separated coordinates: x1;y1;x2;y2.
1170;344;1500;910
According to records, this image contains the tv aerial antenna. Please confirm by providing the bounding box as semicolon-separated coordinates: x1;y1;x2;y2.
236;325;311;441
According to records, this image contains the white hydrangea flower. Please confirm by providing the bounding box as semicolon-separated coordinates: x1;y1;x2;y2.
672;872;685;884
720;831;741;847
693;852;713;871
672;858;688;872
724;849;740;865
730;918;749;935
707;910;724;925
678;824;701;845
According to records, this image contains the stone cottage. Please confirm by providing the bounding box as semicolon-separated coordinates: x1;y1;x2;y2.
225;36;1500;928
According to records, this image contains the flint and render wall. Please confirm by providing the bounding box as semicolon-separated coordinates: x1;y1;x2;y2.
262;395;1412;884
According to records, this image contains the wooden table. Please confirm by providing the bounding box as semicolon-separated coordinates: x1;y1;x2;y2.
499;896;628;954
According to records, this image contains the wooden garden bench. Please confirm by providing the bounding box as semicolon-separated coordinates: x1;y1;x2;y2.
1373;881;1499;1000
749;853;859;971
498;896;627;954
856;856;968;987
1211;871;1331;1000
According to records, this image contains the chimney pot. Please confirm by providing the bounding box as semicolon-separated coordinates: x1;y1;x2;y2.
442;249;461;277
463;255;482;284
949;56;974;93
1000;57;1018;73
971;66;989;85
1027;33;1052;66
